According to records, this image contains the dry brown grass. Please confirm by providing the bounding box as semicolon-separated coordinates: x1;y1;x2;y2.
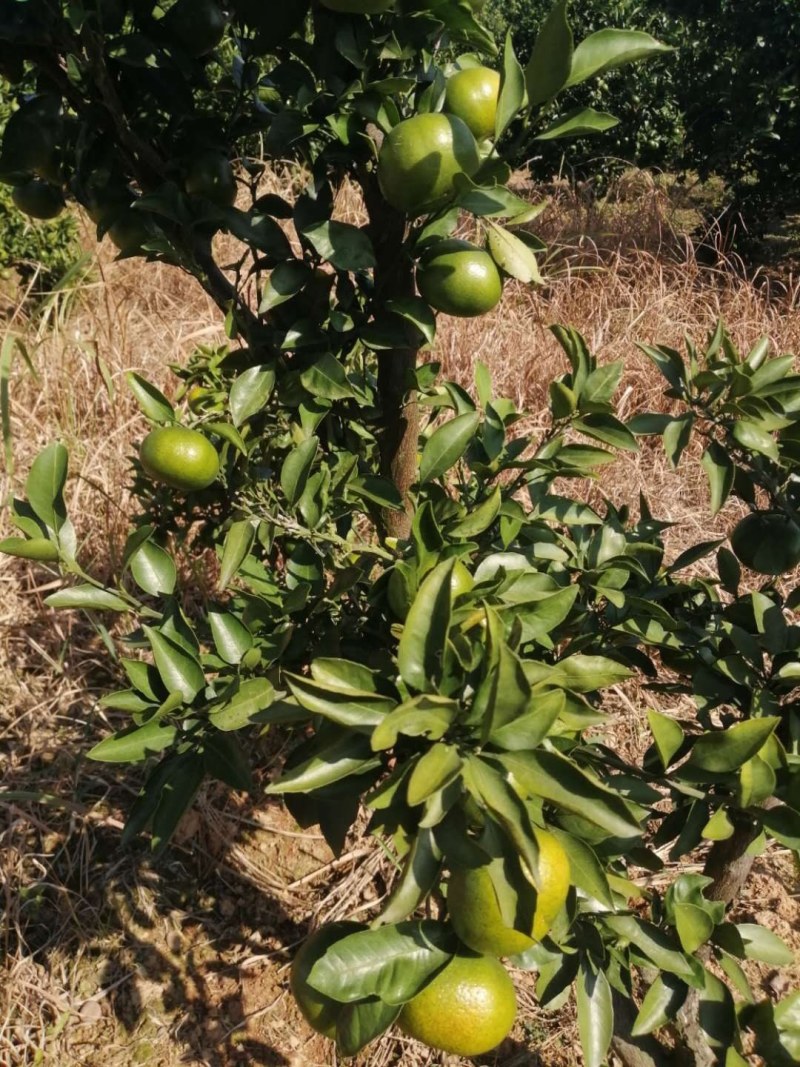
2;173;800;1067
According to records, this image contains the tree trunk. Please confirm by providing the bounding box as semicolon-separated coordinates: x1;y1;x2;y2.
362;166;419;540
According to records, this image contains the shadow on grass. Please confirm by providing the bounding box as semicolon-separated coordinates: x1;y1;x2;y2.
0;586;334;1066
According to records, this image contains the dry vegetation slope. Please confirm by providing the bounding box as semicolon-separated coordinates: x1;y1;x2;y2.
2;181;800;1067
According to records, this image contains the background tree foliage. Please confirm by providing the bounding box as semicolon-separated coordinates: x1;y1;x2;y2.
488;0;800;240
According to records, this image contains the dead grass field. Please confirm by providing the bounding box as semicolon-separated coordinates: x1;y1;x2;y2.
2;175;799;1067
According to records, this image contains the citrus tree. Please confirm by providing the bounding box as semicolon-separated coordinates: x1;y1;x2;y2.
2;2;800;1065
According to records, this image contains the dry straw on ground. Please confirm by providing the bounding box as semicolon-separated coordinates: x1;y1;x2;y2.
2;174;800;1066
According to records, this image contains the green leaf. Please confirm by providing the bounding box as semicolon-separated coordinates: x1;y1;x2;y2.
698;970;737;1048
525;0;573;106
761;805;800;850
384;297;437;347
501;750;643;839
419;412;479;484
208;609;253;665
549;654;632;692
535;107;619;141
307;921;455;1006
300;219;375;271
489;688;564;752
26;442;68;534
265;732;379;794
397;560;455;693
151;754;204;853
687;718;780;775
701;442;735;515
209;677;275;731
258;261;309;312
407;744;462;808
603;916;702;984
45;584;132;612
203;732;254;792
144;625;205;703
217;519;256;591
487;222;542;283
566;29;673;89
281;436;319;506
574;413;639;452
735;924;794;965
229;365;276;427
126;372;175;424
632;975;687;1037
674;902;715;953
335;999;401;1058
448;486;502;538
732;420;779;461
496;31;526;138
88;719;177;763
0;537;60;561
286;675;394;730
300;353;354;401
550;827;614;909
129;541;177;596
378;829;443;927
577;963;613;1067
371;696;458;751
647;709;684;768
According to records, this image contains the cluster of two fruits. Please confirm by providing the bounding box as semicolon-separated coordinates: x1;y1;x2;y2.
291;831;571;1057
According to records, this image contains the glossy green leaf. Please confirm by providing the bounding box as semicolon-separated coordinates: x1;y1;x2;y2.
45;584;132;612
281;436;319;506
371;696;458;751
489;688;564;752
300;219;375;271
307;921;455;1006
217;519;256;591
733;419;779;461
0;536;60;561
698;970;737;1048
203;731;254;792
210;677;274;732
286;674;394;730
299;353;354;401
397;560;455;693
501;750;643;838
419;412;479;484
604;915;702;984
687;717;780;774
550;827;614;908
761;804;800;850
535;107;619;141
549;654;633;692
487;221;542;282
496;31;526;137
126;372;174;424
701;442;735;515
736;924;795;965
151;754;204;852
632;974;687;1036
88;719;177;763
130;540;177;596
265;732;379;794
525;0;572;106
26;442;68;534
335;998;401;1058
229;365;276;427
144;625;205;703
647;709;684;768
566;29;673;88
448;486;502;538
377;829;443;927
208;609;253;665
577;962;613;1067
407;744;462;808
574;413;638;452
